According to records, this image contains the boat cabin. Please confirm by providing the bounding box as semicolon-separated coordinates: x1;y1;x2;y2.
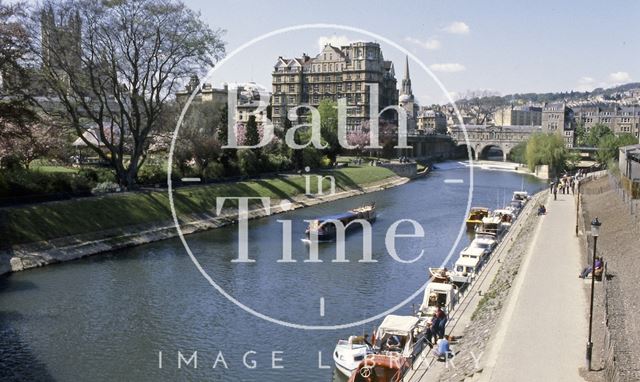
373;315;426;358
466;207;490;230
478;216;503;236
450;256;481;284
419;283;458;317
493;209;515;224
512;191;529;202
460;246;488;261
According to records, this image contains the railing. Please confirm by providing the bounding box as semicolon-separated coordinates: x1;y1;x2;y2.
403;193;540;381
578;172;622;382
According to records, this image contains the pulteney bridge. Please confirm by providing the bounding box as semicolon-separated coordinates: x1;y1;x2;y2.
448;125;541;161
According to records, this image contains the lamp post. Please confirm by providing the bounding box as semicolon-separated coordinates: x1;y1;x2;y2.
586;217;601;371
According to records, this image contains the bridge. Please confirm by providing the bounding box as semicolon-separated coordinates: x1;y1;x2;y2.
448;124;541;161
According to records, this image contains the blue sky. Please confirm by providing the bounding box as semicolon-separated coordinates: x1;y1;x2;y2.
186;0;639;104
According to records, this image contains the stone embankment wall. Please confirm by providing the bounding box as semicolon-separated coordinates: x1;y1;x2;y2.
377;163;417;178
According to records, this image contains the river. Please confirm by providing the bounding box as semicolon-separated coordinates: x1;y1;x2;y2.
0;163;545;381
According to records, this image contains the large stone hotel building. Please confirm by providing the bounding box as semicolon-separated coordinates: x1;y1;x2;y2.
271;42;399;130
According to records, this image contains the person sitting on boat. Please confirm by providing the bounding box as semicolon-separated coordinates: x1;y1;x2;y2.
385;335;402;352
363;334;372;347
433;335;452;360
579;258;603;279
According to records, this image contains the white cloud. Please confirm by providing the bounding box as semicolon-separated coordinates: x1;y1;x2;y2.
317;35;351;51
443;21;470;35
429;63;466;73
576;76;597;91
608;71;632;84
405;36;441;50
575;72;633;91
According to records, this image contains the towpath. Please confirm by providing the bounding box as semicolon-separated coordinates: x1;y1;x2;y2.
479;192;587;381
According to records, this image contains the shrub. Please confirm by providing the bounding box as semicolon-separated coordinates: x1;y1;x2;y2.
302;147;322;169
262;154;292;172
237;149;259;175
92;181;121;194
202;162;224;180
137;165;168;186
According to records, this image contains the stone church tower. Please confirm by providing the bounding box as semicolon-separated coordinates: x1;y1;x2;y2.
398;56;418;133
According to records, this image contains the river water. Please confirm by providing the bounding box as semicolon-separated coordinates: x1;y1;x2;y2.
0;163;545;382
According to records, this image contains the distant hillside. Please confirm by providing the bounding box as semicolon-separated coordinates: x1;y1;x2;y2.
457;82;640;106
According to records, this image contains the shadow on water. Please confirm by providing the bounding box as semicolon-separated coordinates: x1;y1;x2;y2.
0;310;56;382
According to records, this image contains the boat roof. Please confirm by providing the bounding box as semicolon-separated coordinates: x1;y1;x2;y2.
470;207;489;212
456;256;480;267
426;282;456;292
493;209;513;215
461;246;486;257
482;216;502;224
513;191;529;196
315;212;357;222
377;315;419;336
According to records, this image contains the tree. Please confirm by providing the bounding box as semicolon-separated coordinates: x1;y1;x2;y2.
596;133;636;166
28;0;225;189
525;133;570;174
244;114;260;147
456;90;504;125
574;122;587;146
507;141;527;164
584;123;613;147
316;99;340;164
175;102;222;180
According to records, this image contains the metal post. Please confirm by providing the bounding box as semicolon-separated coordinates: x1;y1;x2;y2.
586;235;597;371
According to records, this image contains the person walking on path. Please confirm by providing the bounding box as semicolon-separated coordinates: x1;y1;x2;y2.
553;184;558;200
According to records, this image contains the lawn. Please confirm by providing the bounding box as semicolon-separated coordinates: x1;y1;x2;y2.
0;166;396;246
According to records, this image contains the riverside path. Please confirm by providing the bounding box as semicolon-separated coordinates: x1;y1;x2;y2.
479;192;588;381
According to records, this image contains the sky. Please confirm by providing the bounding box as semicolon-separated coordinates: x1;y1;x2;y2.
184;0;639;105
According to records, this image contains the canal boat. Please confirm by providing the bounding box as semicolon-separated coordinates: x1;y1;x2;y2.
492;208;516;227
512;191;530;203
305;203;376;241
450;255;481;284
476;216;504;237
419;281;459;317
333;336;373;377
469;234;498;256
347;354;409;382
465;207;490;231
459;245;489;266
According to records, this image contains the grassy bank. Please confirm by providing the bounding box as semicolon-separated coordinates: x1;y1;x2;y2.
0;166;396;246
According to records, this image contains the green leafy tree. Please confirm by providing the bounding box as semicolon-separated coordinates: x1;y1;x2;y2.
316;99;340;165
574;122;587;146
596;133;637;166
244;115;260;147
584;123;614;147
525;133;569;174
507;141;527;164
28;0;225;189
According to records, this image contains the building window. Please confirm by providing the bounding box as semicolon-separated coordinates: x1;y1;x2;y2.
288;85;294;92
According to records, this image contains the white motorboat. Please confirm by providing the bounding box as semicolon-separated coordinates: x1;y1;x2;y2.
512;191;530;204
470;234;498;256
450;255;481;284
492;208;516;227
477;216;504;237
333;336;373;377
419;281;458;317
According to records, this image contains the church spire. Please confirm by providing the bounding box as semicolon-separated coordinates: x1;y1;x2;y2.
401;55;412;96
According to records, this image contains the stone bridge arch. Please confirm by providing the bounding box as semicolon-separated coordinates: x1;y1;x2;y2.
478;143;512;161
